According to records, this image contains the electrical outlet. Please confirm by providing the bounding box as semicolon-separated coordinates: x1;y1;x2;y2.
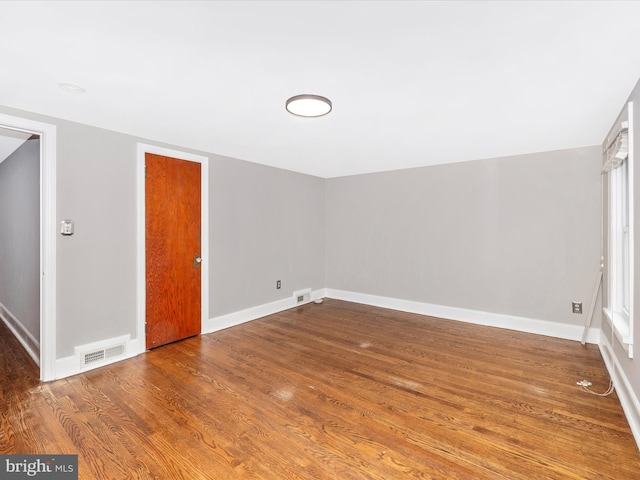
572;302;582;314
276;280;281;289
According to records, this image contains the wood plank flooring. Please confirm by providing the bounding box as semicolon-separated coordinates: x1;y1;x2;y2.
1;299;639;479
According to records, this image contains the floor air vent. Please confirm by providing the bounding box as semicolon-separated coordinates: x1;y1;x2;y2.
82;344;124;367
77;337;128;370
293;288;312;305
83;350;105;365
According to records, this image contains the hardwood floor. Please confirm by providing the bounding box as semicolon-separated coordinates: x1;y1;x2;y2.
1;299;639;479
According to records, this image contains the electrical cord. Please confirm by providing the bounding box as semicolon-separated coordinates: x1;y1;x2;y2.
577;379;614;396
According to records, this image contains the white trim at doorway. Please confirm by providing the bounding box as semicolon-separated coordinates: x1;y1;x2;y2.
0;113;57;381
135;143;209;354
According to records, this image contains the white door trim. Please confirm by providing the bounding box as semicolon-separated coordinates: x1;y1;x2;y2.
136;143;209;352
0;113;57;381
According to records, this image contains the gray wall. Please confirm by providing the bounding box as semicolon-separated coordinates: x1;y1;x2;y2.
0;105;325;359
210;155;325;317
56;123;138;357
326;146;602;325
0;104;609;373
0;138;40;341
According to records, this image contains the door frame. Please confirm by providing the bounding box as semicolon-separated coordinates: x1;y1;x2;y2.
136;143;209;352
0;113;57;381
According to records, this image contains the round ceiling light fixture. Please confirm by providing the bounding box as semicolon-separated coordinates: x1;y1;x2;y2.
285;94;332;117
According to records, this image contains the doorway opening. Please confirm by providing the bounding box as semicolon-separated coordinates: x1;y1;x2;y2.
0;113;57;381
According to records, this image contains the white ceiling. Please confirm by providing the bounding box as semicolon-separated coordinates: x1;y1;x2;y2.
0;128;31;165
1;1;640;178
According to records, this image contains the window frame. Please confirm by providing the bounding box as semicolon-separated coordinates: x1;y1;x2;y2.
603;104;634;359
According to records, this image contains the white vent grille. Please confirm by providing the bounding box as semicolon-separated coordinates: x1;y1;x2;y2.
293;288;312;305
83;350;105;365
81;344;125;367
77;336;129;370
105;345;124;359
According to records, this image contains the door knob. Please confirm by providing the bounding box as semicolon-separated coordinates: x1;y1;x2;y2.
194;255;202;269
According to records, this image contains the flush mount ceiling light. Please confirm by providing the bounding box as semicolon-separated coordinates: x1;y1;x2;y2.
58;82;86;94
285;94;332;117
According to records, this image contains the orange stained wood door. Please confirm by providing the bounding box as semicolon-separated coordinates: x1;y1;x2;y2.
145;153;202;349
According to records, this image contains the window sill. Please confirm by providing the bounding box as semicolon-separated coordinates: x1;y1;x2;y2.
603;307;633;358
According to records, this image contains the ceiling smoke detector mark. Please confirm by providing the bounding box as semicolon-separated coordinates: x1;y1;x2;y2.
58;82;86;94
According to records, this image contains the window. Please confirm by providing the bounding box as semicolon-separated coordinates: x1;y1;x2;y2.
603;112;634;358
608;156;630;328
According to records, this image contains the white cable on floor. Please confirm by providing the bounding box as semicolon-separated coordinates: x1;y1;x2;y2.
577;379;614;396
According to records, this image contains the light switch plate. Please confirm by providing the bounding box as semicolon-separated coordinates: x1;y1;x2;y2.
61;219;74;236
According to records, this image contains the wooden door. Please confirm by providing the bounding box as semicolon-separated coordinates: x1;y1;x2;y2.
145;153;202;349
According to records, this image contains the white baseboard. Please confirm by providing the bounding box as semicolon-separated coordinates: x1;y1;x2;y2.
325;289;600;344
205;288;326;334
599;335;640;451
50;287;603;382
54;289;328;380
54;355;79;379
0;301;40;366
